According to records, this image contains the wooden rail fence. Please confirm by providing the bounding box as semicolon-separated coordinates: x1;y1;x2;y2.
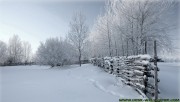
90;54;160;99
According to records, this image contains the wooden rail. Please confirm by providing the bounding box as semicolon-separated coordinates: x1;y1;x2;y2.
90;54;160;99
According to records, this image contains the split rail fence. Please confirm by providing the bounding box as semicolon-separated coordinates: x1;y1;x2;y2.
90;54;160;99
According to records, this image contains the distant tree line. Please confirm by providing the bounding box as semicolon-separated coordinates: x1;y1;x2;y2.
0;12;89;67
0;35;32;66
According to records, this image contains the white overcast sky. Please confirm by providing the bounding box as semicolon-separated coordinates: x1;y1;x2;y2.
0;0;105;53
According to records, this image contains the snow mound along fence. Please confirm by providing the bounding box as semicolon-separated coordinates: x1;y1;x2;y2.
90;54;160;99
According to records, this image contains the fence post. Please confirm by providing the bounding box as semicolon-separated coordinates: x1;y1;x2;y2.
144;65;147;95
154;40;158;100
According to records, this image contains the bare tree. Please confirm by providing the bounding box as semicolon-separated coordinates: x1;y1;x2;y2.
68;12;89;66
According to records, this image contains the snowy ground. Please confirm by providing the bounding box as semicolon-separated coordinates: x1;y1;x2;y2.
158;62;180;99
0;63;179;102
0;64;141;102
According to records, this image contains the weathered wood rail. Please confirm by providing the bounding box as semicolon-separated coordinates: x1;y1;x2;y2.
90;54;160;99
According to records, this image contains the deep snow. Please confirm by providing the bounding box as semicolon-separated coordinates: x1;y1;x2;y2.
158;62;180;99
0;63;179;102
0;64;141;102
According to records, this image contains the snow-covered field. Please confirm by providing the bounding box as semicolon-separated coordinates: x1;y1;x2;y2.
0;63;179;102
0;64;141;102
158;62;180;99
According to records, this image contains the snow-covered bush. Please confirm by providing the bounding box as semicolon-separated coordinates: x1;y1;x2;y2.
35;37;76;67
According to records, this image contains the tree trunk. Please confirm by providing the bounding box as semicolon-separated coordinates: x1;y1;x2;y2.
120;34;124;56
144;41;147;54
126;39;129;57
114;40;118;56
108;32;111;57
79;49;81;67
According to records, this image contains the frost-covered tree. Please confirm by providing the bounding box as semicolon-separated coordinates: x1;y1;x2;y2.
8;35;23;64
68;12;89;66
36;38;62;67
22;41;32;63
90;0;175;57
35;43;46;65
0;41;7;65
